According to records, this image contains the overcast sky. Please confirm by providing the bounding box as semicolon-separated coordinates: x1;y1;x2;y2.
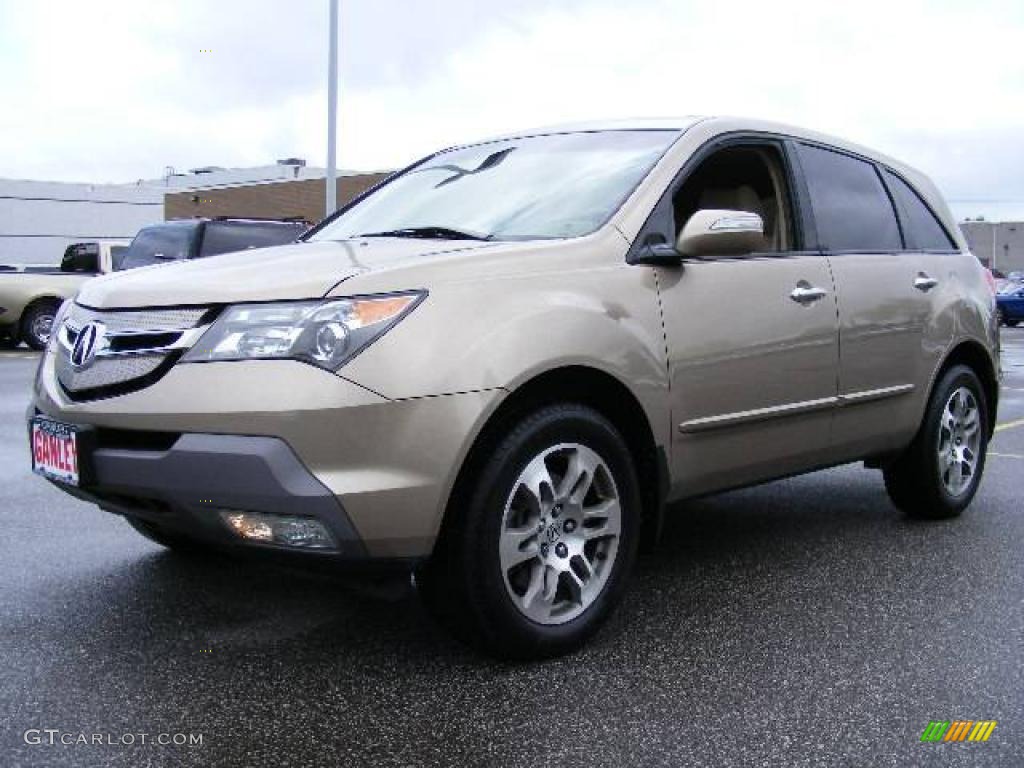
1;0;1022;220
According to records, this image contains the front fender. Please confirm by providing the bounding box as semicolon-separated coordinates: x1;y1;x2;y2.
338;251;671;448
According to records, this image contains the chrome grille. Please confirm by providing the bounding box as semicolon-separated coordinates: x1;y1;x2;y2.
66;304;207;334
56;303;211;399
57;354;166;392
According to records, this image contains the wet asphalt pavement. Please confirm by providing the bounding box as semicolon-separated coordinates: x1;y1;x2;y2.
1;332;1023;768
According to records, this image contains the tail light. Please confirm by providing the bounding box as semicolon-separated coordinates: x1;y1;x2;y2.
983;268;997;295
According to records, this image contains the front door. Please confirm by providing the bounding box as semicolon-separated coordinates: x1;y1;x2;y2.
657;141;840;498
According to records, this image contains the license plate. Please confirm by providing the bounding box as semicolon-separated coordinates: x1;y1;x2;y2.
31;417;84;486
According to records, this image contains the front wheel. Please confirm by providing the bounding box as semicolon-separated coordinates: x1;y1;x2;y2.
1006;318;1020;328
419;404;641;659
884;365;989;519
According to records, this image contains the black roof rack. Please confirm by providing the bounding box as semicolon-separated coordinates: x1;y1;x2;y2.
209;216;311;224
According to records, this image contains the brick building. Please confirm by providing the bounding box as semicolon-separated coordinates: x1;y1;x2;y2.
164;167;390;224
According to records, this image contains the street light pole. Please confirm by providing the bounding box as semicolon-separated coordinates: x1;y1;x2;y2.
326;0;339;217
992;222;998;271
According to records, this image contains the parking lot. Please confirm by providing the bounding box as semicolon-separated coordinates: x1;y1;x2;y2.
0;331;1021;767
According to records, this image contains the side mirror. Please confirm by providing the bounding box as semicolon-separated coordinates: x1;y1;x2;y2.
631;236;683;267
677;209;767;258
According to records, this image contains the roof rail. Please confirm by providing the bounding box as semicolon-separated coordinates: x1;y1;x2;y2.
209;216;311;224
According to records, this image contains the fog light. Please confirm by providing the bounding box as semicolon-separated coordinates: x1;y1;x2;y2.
220;511;336;550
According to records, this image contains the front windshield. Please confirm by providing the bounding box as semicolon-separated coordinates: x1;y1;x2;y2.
119;224;196;270
309;130;678;242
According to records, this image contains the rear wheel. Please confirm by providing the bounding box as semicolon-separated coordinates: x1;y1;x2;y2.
20;301;60;350
1006;318;1020;328
883;365;988;519
419;404;640;659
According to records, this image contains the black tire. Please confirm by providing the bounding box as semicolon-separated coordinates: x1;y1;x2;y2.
20;301;60;350
125;517;211;557
883;365;989;519
1006;318;1020;328
419;403;641;659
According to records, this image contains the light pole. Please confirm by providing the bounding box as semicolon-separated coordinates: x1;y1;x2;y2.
326;0;339;217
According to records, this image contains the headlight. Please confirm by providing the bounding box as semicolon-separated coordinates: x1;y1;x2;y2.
182;291;424;371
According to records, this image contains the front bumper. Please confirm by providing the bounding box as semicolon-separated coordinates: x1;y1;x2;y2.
32;349;505;561
52;432;369;560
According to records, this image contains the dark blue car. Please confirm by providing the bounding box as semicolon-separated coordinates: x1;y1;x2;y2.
997;283;1024;326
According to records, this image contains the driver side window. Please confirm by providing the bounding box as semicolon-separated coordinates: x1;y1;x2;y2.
672;144;796;254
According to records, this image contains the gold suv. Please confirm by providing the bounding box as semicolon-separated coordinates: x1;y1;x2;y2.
29;118;1000;658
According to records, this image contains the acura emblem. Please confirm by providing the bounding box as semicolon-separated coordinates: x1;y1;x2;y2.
71;321;105;368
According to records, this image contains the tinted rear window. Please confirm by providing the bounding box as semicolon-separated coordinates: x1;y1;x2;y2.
199;222;305;257
797;144;901;252
883;171;956;251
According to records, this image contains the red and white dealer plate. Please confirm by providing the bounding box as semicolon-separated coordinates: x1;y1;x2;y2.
31;417;81;486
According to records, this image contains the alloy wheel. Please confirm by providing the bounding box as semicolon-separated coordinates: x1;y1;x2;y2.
936;386;981;497
30;312;54;345
499;443;621;625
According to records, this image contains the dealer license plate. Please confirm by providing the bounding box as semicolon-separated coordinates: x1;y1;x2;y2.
31;417;83;486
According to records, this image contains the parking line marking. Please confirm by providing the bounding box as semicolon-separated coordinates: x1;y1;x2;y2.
990;452;1024;459
995;417;1024;433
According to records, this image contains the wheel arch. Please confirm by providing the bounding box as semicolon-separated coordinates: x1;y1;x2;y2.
438;365;668;555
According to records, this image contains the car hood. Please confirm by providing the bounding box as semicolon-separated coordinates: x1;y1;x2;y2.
76;239;501;309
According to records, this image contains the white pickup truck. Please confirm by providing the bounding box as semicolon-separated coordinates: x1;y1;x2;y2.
1;217;309;349
0;240;128;349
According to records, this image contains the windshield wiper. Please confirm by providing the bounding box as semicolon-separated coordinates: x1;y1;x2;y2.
355;226;493;241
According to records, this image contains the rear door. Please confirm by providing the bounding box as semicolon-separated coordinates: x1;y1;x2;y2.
794;143;936;458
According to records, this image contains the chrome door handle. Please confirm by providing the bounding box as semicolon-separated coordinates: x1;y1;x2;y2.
789;281;827;305
914;273;938;292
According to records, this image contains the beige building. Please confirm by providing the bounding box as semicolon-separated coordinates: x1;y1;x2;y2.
959;220;1024;274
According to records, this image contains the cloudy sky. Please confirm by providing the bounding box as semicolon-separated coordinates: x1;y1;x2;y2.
1;0;1022;219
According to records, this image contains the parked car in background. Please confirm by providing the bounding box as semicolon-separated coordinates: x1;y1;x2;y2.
117;217;309;270
0;239;129;349
997;282;1024;326
1;218;308;349
29;118;999;658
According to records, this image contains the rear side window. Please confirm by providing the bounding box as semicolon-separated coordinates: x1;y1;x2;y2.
199;222;305;258
883;171;956;251
796;144;901;252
